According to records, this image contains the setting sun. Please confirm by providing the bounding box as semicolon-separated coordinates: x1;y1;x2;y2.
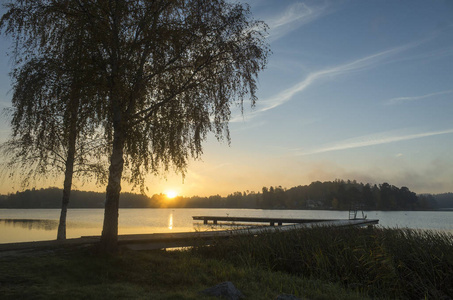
165;190;178;199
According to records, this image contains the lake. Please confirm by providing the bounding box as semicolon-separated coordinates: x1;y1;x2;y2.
1;208;452;244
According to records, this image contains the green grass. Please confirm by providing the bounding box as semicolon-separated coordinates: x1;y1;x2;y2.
0;246;367;300
1;226;451;299
192;226;453;299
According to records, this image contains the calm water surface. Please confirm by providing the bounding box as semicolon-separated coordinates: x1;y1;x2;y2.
1;208;452;244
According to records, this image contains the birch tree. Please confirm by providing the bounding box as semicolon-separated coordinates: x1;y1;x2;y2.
1;3;107;240
82;0;269;253
2;0;269;253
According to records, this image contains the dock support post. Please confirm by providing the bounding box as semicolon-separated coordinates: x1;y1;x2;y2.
204;220;208;224
213;220;217;225
278;222;282;226
270;222;275;226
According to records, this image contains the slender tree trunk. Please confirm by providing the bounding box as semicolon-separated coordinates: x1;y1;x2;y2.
56;142;76;240
57;95;79;241
57;175;72;240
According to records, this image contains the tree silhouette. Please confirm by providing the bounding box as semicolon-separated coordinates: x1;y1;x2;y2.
2;0;270;253
1;4;107;240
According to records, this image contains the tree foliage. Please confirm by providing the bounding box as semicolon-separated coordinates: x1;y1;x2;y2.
1;56;106;187
2;0;270;252
1;1;108;239
1;0;108;180
65;0;270;187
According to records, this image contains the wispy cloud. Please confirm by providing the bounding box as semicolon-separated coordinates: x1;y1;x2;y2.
384;90;453;105
267;2;329;42
247;42;420;117
232;42;416;123
298;128;453;155
388;45;453;65
234;22;442;123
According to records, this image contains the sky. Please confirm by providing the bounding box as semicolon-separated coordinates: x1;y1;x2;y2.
0;0;452;197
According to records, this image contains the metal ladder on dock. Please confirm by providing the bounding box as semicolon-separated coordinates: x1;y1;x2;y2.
349;201;366;220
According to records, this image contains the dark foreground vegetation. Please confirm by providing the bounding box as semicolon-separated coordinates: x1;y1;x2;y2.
1;180;451;210
1;227;452;299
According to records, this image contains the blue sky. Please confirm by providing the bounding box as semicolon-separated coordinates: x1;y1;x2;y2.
1;0;452;196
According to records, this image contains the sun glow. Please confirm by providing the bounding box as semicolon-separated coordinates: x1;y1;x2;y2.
165;190;178;199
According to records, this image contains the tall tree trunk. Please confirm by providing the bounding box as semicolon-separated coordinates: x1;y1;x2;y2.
100;128;125;253
56;140;76;240
100;99;125;253
57;95;79;241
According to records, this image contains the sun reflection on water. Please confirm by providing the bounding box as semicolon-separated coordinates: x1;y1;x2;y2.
168;213;173;230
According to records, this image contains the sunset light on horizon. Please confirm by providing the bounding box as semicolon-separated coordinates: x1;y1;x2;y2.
1;0;452;197
165;190;178;199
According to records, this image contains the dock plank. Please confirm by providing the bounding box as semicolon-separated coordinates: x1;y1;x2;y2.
193;216;340;225
118;218;379;250
0;218;379;254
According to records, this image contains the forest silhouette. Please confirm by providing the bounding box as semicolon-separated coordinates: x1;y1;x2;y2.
1;180;450;211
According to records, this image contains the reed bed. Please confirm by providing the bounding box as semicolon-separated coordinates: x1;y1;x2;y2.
192;226;453;299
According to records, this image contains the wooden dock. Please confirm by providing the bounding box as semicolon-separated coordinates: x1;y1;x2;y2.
0;218;378;255
193;216;339;226
119;218;378;250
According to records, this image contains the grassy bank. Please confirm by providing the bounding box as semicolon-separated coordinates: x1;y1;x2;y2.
193;226;453;299
1;227;452;299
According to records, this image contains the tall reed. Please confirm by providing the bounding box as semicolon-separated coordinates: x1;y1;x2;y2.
192;226;453;299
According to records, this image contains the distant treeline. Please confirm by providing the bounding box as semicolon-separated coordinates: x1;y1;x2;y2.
0;188;149;209
0;180;451;210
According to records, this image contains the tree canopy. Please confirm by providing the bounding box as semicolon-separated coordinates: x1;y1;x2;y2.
2;0;270;252
1;1;109;239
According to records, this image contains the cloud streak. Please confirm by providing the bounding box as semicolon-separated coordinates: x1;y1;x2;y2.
248;42;419;117
267;2;329;42
232;43;409;122
298;128;453;155
384;90;453;105
233;15;445;123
